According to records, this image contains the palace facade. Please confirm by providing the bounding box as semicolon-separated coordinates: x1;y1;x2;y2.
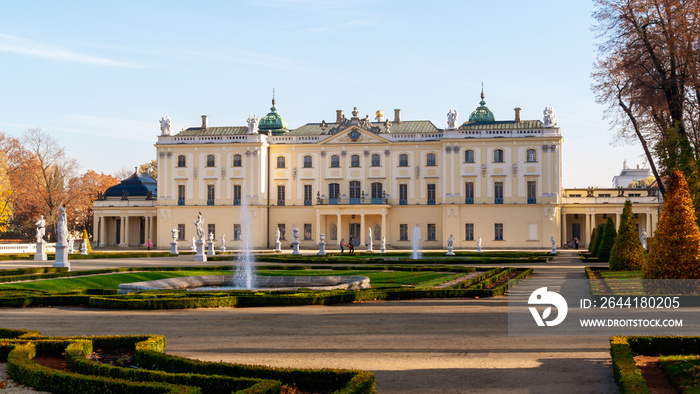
92;93;662;250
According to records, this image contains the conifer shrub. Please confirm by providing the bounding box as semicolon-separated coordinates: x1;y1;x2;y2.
609;200;645;271
588;226;598;253
644;170;700;286
597;218;617;262
592;224;606;256
82;229;92;253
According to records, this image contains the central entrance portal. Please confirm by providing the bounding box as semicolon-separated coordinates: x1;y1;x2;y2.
349;223;361;246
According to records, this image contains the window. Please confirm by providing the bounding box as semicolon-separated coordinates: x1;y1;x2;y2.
629;193;641;197
277;185;285;206
278;224;286;240
465;223;474;241
527;181;536;204
177;155;186;167
464;150;475;163
177;224;185;241
599;194;611;197
399;154;409;167
349;181;361;203
399;184;408;205
371;154;380;167
494;181;503;204
178;185;185;206
304;184;312;206
371;182;383;204
234;224;241;240
495;223;504;241
427;224;436;241
233;154;242;167
400;224;408;241
207;185;215;205
304;224;312;240
330;155;340;168
328;183;340;204
465;182;474;204
233;185;241;206
303;155;312;168
206;155;215;167
351;154;360;168
427;184;436;205
493;149;504;163
276;156;286;168
207;224;215;239
526;149;537;163
569;194;582;197
426;153;436;167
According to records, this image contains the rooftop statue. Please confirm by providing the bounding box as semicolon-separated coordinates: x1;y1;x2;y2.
246;114;260;134
543;106;556;127
159;116;172;135
447;109;459;130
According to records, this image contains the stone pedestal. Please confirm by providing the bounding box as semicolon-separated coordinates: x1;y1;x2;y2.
34;240;47;261
170;240;179;255
366;241;373;253
446;245;455;256
80;241;88;255
381;237;386;253
291;239;300;255
194;239;207;262
318;239;326;256
551;245;557;255
67;240;74;254
274;240;281;252
206;240;215;256
53;243;70;269
220;245;226;253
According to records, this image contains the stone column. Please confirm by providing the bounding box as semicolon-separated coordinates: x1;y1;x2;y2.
336;211;342;246
381;210;387;249
585;213;592;246
360;213;366;250
123;216;130;247
646;213;651;236
315;211;321;246
615;212;621;230
561;212;567;246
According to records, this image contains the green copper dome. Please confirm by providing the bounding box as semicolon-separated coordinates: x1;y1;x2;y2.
258;97;289;136
468;90;495;123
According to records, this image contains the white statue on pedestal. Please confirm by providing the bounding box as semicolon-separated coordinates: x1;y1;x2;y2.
67;237;75;254
367;227;372;245
543;106;556;127
293;226;299;242
247;114;260;134
477;236;482;253
220;234;226;253
159;116;172;135
35;215;46;242
447;234;454;248
208;232;214;242
56;205;68;246
171;228;179;242
191;236;196;252
640;228;647;250
447;109;459;130
194;212;204;240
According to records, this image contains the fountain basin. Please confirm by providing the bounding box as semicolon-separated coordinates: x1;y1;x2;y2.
118;275;371;294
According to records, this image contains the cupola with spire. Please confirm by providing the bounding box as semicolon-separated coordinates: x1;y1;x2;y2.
468;87;496;123
258;90;289;136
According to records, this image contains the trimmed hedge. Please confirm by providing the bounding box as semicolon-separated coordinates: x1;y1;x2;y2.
0;330;375;394
610;335;700;393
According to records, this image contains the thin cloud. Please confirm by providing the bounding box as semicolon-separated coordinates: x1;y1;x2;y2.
54;115;156;142
305;19;371;33
0;33;139;68
250;0;350;11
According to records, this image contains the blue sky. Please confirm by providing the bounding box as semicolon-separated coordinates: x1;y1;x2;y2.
0;0;646;188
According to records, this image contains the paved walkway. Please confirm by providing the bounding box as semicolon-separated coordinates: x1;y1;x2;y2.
0;250;618;393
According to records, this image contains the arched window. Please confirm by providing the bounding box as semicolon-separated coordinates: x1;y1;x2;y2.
276;156;286;168
493;149;504;163
399;154;409;167
177;155;186;167
351;154;360;168
330;155;340;168
526;149;537;163
233;154;242;167
464;150;475;163
206;155;215;167
303;155;312;168
371;154;380;167
426;153;436;167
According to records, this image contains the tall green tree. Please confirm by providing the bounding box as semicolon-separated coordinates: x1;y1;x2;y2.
609;200;646;270
597;218;617;262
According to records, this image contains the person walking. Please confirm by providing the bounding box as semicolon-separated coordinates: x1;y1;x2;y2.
147;239;152;251
573;237;579;250
340;238;345;255
348;237;355;254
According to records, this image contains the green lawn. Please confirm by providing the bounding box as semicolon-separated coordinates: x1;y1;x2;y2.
599;270;644;294
0;270;462;292
660;355;700;392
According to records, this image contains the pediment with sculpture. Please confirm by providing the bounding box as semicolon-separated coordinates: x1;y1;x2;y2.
320;125;391;145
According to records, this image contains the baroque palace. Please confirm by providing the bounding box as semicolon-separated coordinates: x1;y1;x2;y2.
93;93;662;250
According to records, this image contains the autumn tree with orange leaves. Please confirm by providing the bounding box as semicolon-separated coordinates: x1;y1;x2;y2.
592;0;700;210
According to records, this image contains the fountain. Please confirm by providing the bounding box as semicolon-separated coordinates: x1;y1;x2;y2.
233;194;255;289
411;224;422;259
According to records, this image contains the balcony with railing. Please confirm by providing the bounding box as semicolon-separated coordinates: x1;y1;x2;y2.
527;197;536;204
178;198;185;206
